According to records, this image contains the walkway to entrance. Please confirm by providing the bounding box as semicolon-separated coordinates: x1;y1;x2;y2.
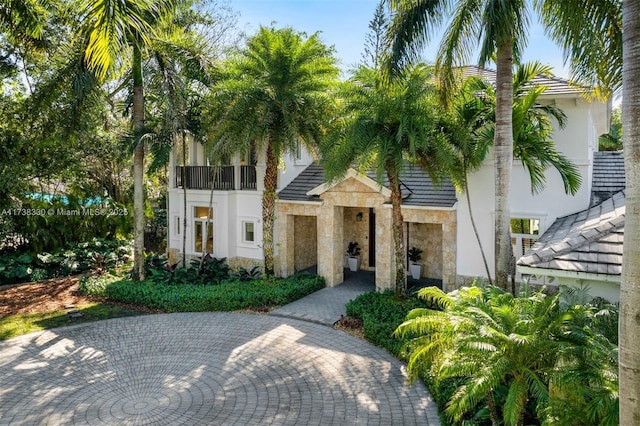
270;269;375;326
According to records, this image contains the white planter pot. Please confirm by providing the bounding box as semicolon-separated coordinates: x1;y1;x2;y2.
410;263;422;280
348;256;360;272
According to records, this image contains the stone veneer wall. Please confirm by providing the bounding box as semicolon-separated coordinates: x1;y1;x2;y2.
277;178;458;291
343;207;371;270
402;208;457;291
407;222;443;279
294;215;318;271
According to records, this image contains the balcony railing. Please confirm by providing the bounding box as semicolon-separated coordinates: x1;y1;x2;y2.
240;165;257;190
176;166;254;190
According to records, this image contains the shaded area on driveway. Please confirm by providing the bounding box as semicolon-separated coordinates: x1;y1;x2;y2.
0;313;440;425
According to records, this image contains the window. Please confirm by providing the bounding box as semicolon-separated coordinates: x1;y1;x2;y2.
511;218;540;257
193;206;213;253
243;221;255;243
295;139;303;161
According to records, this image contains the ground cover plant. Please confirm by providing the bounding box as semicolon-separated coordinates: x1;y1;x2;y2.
81;271;325;313
0;238;132;285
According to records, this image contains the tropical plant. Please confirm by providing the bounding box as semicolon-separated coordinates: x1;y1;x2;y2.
76;0;181;280
407;247;422;264
346;242;361;257
205;26;339;275
322;64;449;292
395;284;619;425
620;0;640;421
385;0;621;291
599;106;623;151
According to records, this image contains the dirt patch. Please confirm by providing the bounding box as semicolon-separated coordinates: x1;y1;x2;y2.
333;315;365;340
0;277;162;317
0;277;94;317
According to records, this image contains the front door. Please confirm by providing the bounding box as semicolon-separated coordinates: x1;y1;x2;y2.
368;208;376;267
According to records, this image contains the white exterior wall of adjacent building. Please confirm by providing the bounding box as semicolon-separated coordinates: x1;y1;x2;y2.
455;95;609;282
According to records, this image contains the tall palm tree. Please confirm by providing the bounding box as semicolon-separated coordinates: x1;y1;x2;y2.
205;26;339;276
77;0;178;280
445;63;580;287
323;64;449;292
385;0;617;290
620;0;640;422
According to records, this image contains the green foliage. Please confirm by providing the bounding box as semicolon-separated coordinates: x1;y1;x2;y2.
346;290;430;357
407;247;423;263
78;273;121;298
102;272;325;312
395;284;619;426
0;238;132;285
599;106;622;151
230;266;262;282
346;242;361;257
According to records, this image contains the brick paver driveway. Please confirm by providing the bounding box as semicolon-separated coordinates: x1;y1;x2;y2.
0;313;440;425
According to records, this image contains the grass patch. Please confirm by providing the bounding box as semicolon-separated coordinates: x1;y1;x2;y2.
0;302;147;341
102;272;326;312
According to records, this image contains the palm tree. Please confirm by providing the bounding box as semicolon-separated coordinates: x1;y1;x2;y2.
205;26;339;276
396;284;618;425
77;0;180;280
445;63;581;287
620;0;640;422
385;0;618;290
323;64;449;292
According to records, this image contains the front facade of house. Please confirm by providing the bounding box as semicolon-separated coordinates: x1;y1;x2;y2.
165;70;610;294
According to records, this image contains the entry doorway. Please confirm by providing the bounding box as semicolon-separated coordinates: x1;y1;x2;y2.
368;208;376;267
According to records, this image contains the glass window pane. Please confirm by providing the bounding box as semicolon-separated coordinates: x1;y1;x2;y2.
206;223;213;254
194;206;213;219
194;222;203;252
244;222;254;242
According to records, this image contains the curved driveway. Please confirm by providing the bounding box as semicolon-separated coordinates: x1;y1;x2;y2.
0;313;440;425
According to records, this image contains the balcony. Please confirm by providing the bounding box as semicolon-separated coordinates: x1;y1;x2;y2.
175;166;257;190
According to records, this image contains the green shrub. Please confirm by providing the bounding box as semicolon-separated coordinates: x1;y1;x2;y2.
78;273;121;298
346;290;428;357
0;238;132;285
103;271;325;312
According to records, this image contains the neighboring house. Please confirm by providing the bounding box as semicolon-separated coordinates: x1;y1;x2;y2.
165;69;610;293
517;152;626;302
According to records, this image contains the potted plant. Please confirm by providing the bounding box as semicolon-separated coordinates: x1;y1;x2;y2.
346;242;361;271
408;247;423;279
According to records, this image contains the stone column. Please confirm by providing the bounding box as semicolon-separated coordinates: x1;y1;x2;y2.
375;207;394;291
317;205;343;287
277;212;295;277
442;221;457;292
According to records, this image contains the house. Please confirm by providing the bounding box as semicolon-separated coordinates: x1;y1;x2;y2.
165;69;610;293
517;151;625;302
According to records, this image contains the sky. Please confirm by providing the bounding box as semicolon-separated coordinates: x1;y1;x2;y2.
228;0;571;79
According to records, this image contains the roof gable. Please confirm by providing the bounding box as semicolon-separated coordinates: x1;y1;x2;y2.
517;190;625;276
307;169;391;197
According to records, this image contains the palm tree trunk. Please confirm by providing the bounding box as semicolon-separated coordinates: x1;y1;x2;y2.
493;41;514;291
132;44;145;281
486;391;500;426
620;0;640;422
262;143;278;276
388;169;406;293
464;178;492;285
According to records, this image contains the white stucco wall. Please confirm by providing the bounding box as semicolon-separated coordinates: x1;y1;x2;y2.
456;95;609;280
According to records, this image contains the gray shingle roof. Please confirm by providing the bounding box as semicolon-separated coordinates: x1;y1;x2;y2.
278;163;457;208
461;66;581;96
517;190;625;276
591;151;626;206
